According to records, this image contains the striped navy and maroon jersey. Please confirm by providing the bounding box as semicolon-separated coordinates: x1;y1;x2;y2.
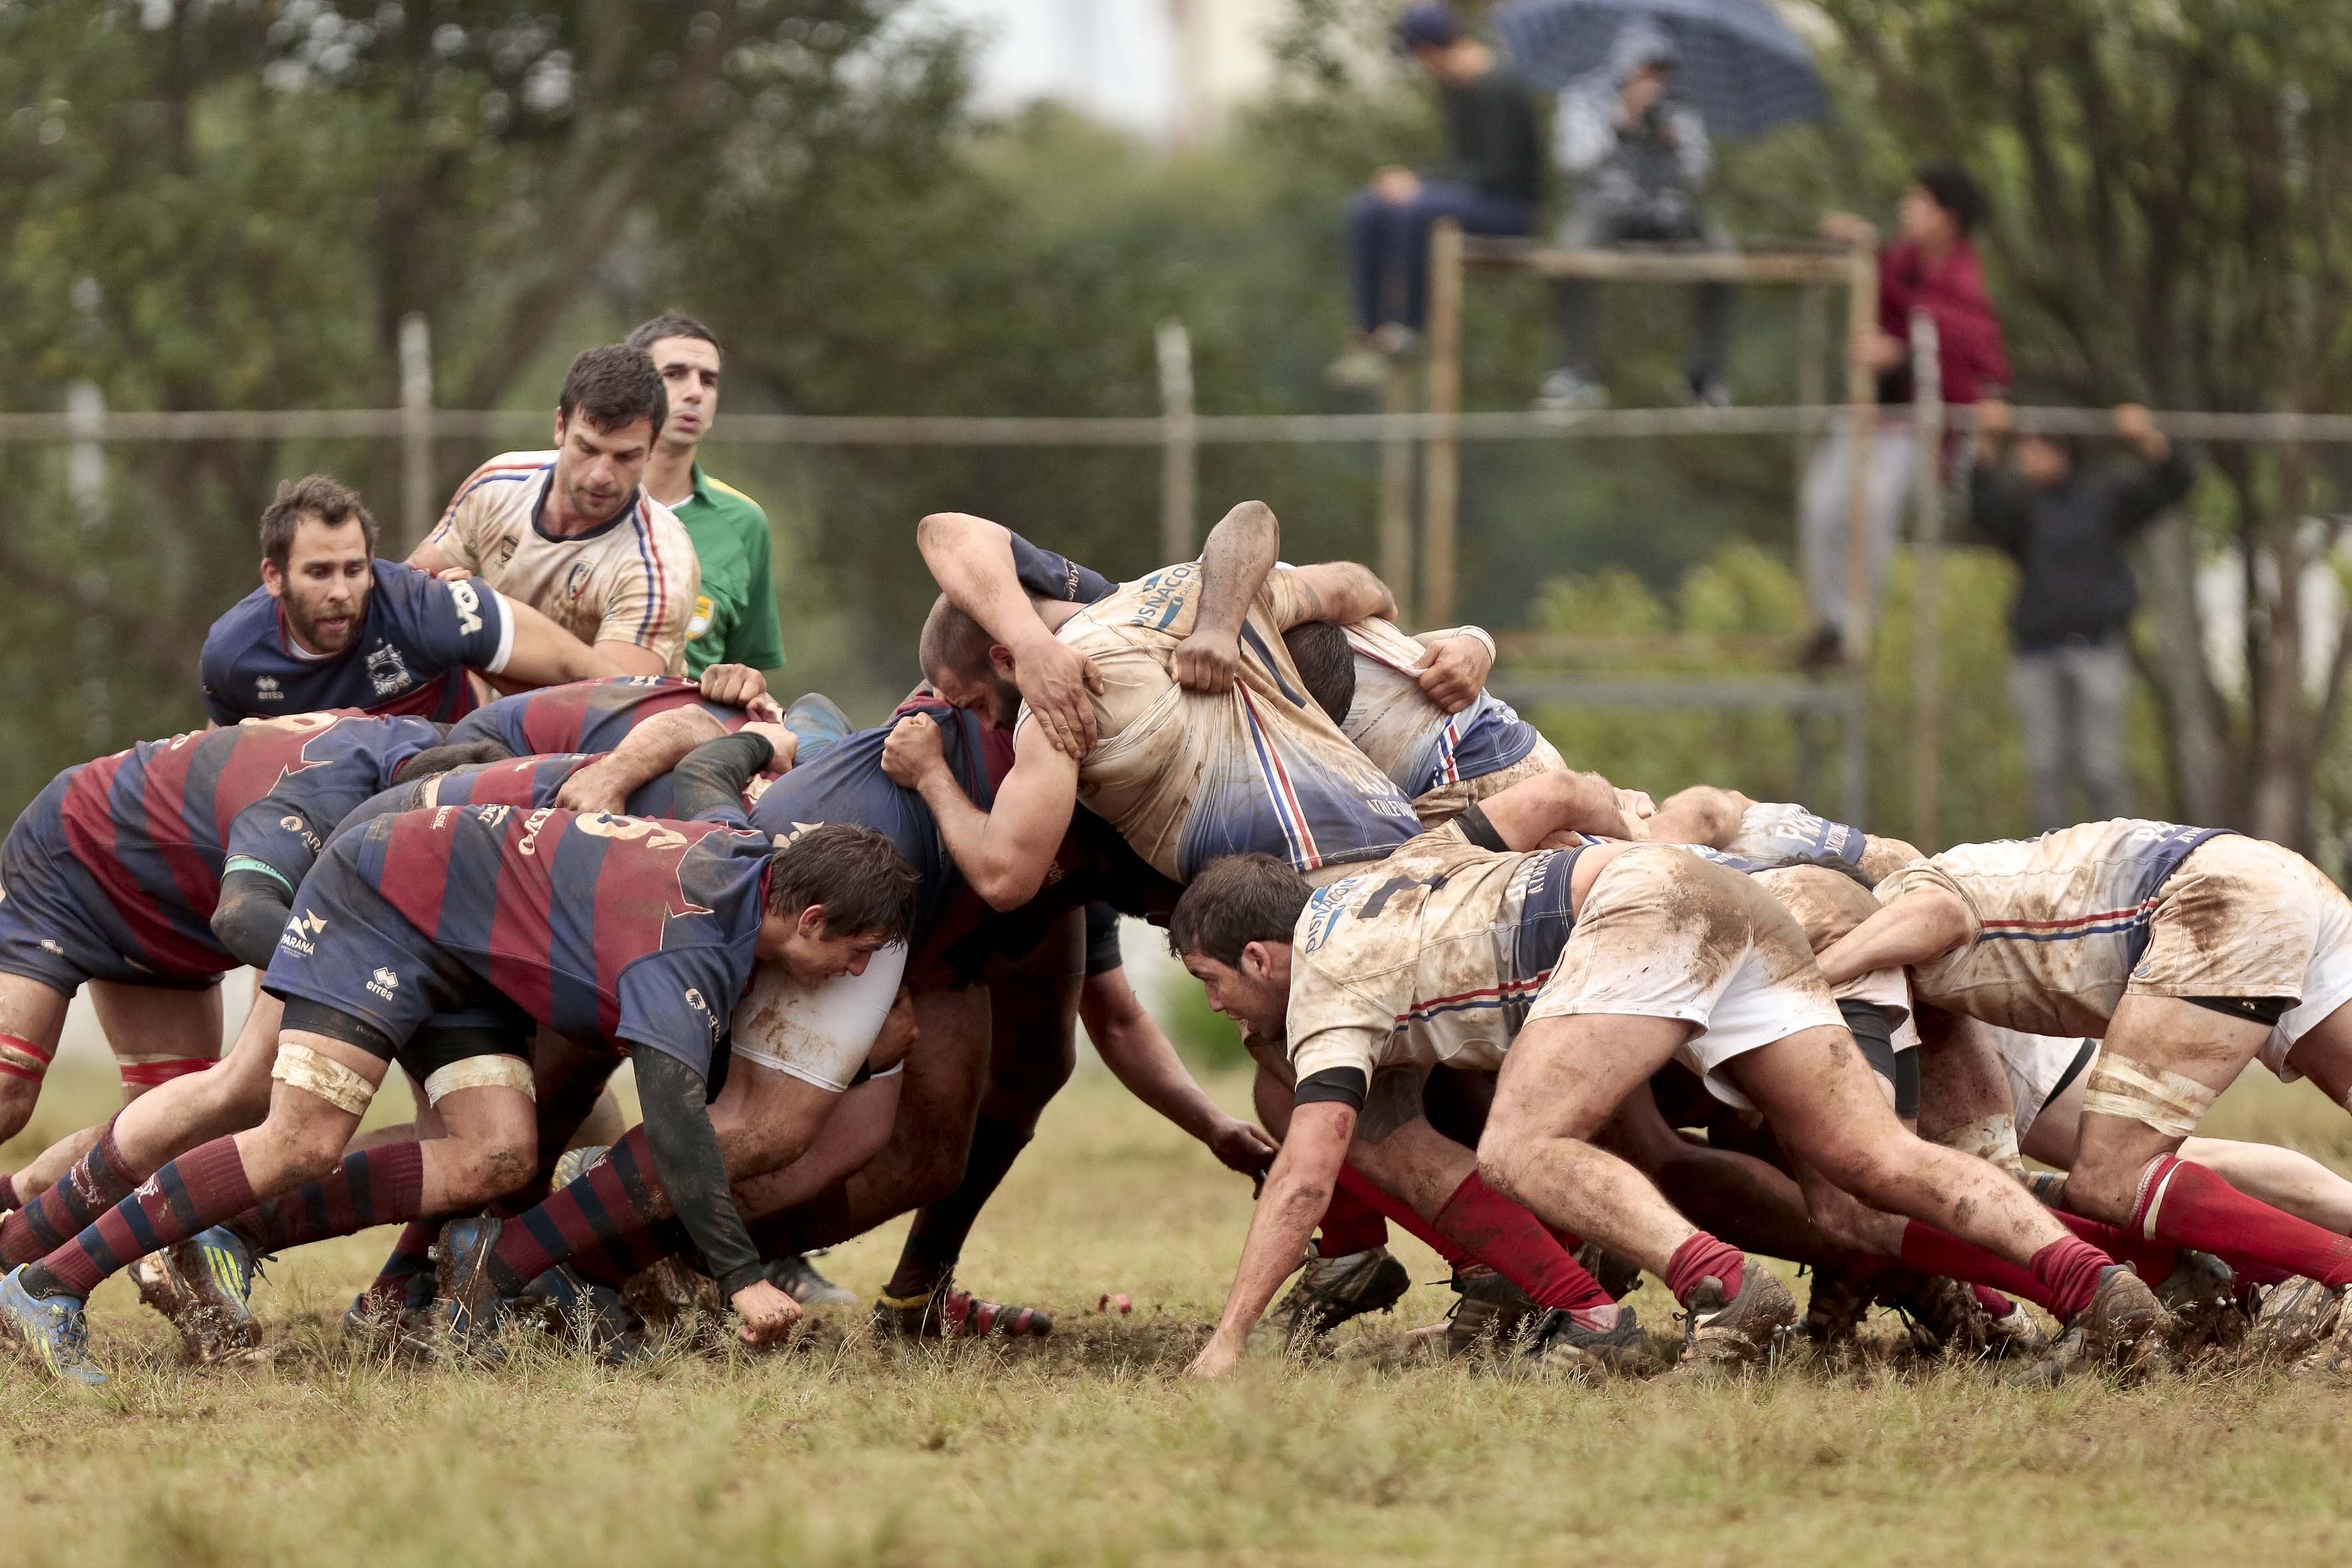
401;749;686;820
448;676;748;758
35;712;441;980
341;803;773;1073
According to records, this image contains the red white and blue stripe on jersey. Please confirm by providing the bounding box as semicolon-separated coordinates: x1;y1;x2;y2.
433;458;676;647
449;676;747;759
1970;823;2229;970
1186;682;1419;880
1340;627;1539;796
32;713;441;979
343;803;775;1073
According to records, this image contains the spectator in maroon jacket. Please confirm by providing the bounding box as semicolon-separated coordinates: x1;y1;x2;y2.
1800;164;2011;666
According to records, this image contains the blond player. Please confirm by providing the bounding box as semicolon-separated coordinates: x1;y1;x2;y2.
412;344;700;676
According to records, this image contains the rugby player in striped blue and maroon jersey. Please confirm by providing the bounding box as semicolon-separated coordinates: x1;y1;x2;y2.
0;711;465;1199
0;734;919;1383
200;475;620;727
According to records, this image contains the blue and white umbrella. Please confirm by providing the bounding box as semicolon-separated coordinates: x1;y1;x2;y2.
1494;0;1827;139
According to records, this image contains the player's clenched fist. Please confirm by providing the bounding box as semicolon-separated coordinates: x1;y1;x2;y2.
1415;633;1493;714
731;1277;803;1348
698;662;773;714
1170;627;1241;694
880;712;947;787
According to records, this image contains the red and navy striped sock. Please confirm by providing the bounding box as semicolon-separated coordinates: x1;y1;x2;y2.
27;1137;256;1300
1;1119;139;1267
365;1221;441;1305
485;1127;669;1294
246;1143;426;1254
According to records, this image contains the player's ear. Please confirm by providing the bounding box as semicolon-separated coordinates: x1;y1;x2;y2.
795;902;828;941
988;643;1017;678
552;408;568;447
260;558;284;597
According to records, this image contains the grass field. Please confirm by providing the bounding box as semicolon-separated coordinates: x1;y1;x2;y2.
7;1024;2352;1566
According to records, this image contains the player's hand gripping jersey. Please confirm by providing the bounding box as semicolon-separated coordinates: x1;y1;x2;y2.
1336;618;1549;818
449;675;750;757
1043;566;1419;883
423;451;701;672
200;560;512;725
270;803;777;1073
0;712;441;988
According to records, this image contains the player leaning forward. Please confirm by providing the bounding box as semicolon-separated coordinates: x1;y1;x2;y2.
1173;813;2169;1379
0;772;917;1383
1820;817;2352;1371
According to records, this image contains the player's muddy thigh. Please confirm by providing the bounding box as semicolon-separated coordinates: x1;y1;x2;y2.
412;1083;538;1210
0;975;72;1146
1478;1012;1705;1278
233;1028;390;1190
1599;1083;1856;1269
1720;1024;2069;1265
2067;994;2271;1225
1912;1010;2014;1149
1342;1099;1478;1219
703;1056;852;1181
730;1071;904;1220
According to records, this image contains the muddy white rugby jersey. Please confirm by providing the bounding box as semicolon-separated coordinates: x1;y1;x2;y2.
423;450;700;673
1728;801;1921;884
1028;565;1420;884
1875;818;2228;1037
1338;619;1541;802
1285;827;1583;1089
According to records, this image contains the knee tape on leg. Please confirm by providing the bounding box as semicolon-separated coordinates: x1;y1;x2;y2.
2080;1052;2217;1140
271;1043;378;1117
1937;1111;2025;1179
421;1055;536;1107
115;1052;219;1090
0;1034;54;1083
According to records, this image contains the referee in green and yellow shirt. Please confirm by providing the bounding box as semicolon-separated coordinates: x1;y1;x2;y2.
625;312;787;678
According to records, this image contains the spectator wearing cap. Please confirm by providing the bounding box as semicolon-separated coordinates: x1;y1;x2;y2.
1968;398;2195;831
1328;3;1543;390
1538;18;1734;410
1800;165;2012;666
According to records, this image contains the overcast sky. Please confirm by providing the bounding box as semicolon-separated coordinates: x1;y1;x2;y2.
921;0;1178;133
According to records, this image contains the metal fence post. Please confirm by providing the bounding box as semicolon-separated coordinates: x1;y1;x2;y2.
1156;319;1197;561
1907;310;1944;847
400;313;435;550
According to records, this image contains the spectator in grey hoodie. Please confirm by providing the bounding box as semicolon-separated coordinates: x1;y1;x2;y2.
1539;19;1733;410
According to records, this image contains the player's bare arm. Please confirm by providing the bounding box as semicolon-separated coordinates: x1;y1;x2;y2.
1275;562;1398;633
551;703;775;815
497;597;625;686
1081;970;1278;1179
1188;1098;1356;1378
1411;625;1496;714
593;639;671;677
881;713;1078;909
1816;886;1977;987
1170;500;1281;692
917;510;1102;756
1476;764;1646;846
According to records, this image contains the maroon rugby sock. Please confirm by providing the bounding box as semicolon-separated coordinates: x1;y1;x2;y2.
30;1137;256;1299
485;1127;670;1294
1663;1233;1747;1309
1431;1170;1617;1324
1900;1220;2065;1312
1314;1178;1391;1257
1;1119;138;1265
365;1220;441;1306
2028;1236;2110;1320
245;1143;426;1253
2128;1154;2352;1288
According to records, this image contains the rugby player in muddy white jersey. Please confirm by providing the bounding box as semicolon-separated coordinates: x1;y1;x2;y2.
1170;789;2163;1379
882;502;1443;907
1820;818;2352;1358
412;345;700;676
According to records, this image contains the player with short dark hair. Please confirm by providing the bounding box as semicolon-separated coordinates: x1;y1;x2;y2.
0;751;919;1383
203;473;621;724
412;345;701;676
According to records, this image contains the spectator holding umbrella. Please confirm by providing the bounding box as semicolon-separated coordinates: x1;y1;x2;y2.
1800;165;2011;667
1327;5;1543;390
1538;19;1735;410
1969;398;2195;832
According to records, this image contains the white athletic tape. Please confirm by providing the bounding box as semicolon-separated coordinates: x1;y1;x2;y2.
1938;1112;2024;1178
271;1042;377;1117
2080;1053;2217;1140
422;1055;536;1106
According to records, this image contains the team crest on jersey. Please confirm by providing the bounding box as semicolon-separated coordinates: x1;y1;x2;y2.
687;595;714;639
495;537;519;568
279;909;327;955
366;644;414;696
367;967;400;1000
254;675;284;703
565;561;593;599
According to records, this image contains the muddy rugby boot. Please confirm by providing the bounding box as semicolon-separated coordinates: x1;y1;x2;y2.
1801;1263;1876;1352
1667;1265;1798;1378
0;1265;106;1386
129;1225;262;1363
1251;1245;1409;1354
1442;1267;1543;1357
2244;1275;2343;1366
1885;1271;1992;1359
767;1253;858;1308
1528;1306;1659;1378
2018;1265;2172;1383
2154;1250;2240;1358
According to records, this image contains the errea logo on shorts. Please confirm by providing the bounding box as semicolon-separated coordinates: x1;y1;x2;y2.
279;909;327;956
367;967;400;1001
684;986;720;1040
